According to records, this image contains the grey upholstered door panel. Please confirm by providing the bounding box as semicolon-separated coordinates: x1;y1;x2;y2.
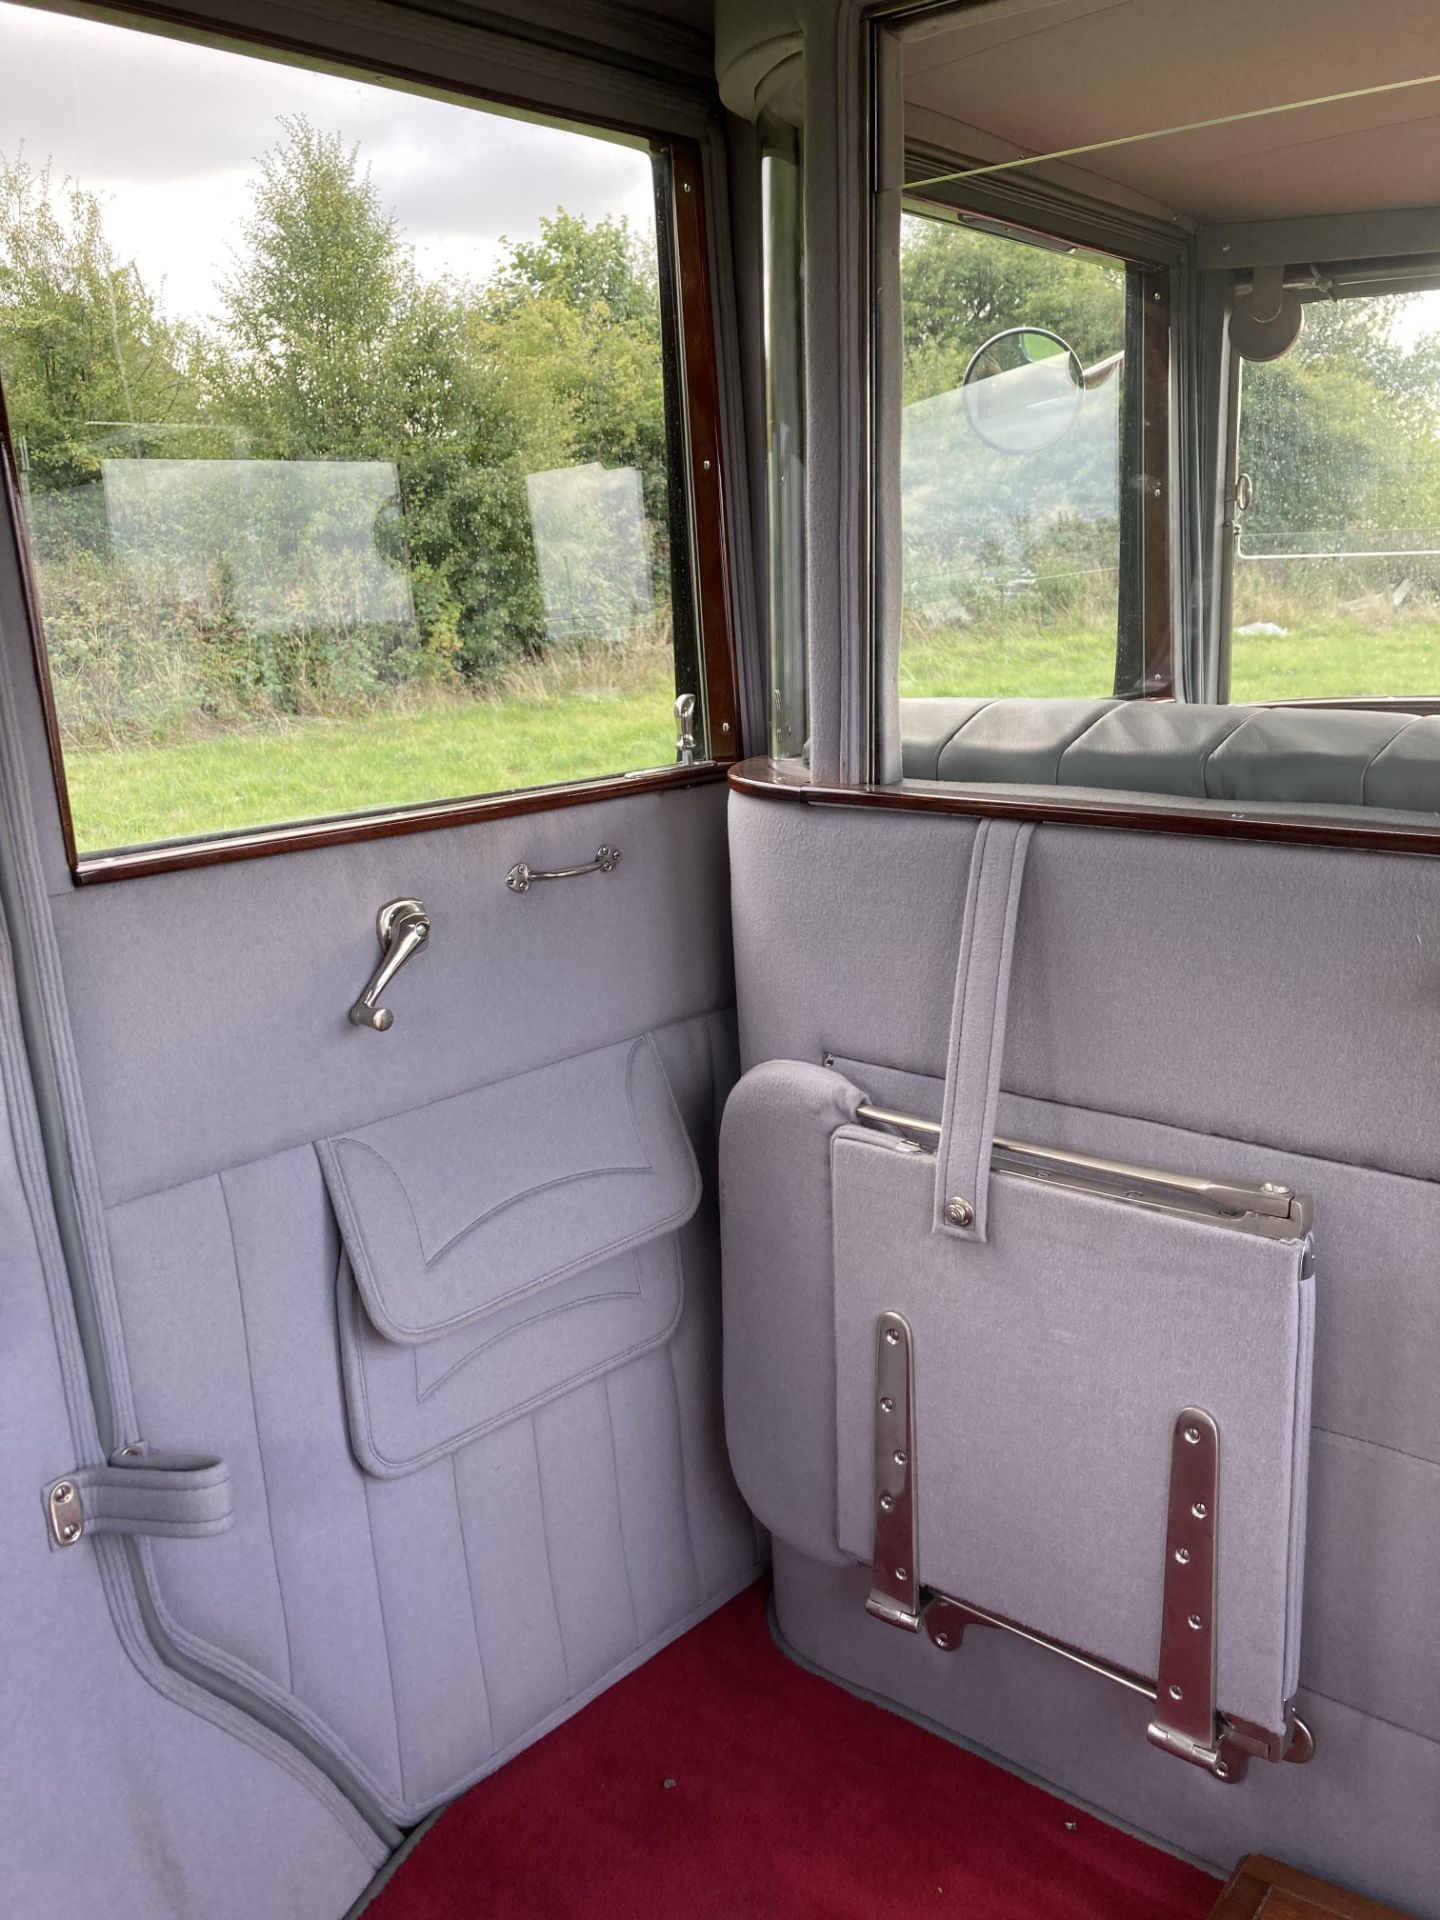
30;781;759;1828
0;937;387;1920
728;790;1440;1918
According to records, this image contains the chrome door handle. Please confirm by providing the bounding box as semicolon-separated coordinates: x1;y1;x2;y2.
505;846;620;893
349;898;429;1031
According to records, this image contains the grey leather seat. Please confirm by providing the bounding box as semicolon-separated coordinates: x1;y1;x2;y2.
901;698;1440;814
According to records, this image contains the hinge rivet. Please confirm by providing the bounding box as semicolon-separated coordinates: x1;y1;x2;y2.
60;1522;80;1542
935;1631;951;1649
1169;1684;1184;1702
52;1483;73;1505
1183;1425;1201;1444
893;1449;907;1466
1174;1547;1191;1565
879;1493;894;1512
884;1328;900;1346
1188;1613;1203;1630
879;1396;894;1413
894;1567;908;1582
1191;1501;1208;1519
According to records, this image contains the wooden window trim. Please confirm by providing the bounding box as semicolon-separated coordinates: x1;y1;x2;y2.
728;755;1440;858
0;4;740;886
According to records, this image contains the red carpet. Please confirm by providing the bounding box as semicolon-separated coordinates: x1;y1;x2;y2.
369;1583;1219;1919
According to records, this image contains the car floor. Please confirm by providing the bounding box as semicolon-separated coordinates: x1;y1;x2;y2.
364;1581;1221;1919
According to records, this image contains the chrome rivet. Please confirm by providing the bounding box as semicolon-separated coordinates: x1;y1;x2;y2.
702;459;712;471
1262;1181;1286;1194
721;721;730;733
895;1566;908;1582
1168;1684;1183;1702
52;1483;73;1505
879;1396;894;1413
1214;1763;1230;1780
117;1444;142;1459
682;181;692;193
944;1196;974;1229
935;1631;951;1649
60;1522;80;1543
1183;1425;1201;1445
1191;1501;1208;1519
884;1328;901;1346
893;1449;907;1466
879;1493;894;1512
1188;1613;1203;1630
1174;1547;1191;1565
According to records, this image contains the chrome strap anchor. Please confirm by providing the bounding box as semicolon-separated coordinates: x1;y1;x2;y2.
865;1311;921;1632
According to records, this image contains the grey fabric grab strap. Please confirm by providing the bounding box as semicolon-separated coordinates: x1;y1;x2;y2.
45;1443;233;1549
933;819;1034;1244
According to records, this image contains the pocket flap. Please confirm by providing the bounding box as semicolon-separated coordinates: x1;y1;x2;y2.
318;1035;700;1345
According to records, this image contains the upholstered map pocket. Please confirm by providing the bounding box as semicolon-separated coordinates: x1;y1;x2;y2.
320;1035;698;1474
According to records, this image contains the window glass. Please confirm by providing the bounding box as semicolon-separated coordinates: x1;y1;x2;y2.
898;211;1131;701
1232;289;1440;701
760;116;807;762
0;3;700;855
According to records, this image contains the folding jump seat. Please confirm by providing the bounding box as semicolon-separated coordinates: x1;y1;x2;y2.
721;821;1317;1781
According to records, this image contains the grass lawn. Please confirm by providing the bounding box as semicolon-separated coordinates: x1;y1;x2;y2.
64;612;1440;850
901;614;1440;703
66;684;675;851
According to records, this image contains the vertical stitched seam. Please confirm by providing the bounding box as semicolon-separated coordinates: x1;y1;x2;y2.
449;1453;494;1756
665;1334;703;1602
530;1412;572;1694
217;1169;294;1694
361;1476;408;1802
603;1374;642;1650
1360;713;1424;805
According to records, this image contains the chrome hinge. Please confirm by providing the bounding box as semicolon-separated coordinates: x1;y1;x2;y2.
865;1311;922;1632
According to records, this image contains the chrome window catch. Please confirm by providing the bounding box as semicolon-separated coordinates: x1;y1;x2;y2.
349;898;429;1032
675;692;696;766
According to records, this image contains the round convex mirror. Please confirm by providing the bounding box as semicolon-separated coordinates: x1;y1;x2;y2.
961;326;1086;455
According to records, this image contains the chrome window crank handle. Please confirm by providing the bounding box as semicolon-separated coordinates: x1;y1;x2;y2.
349;898;430;1031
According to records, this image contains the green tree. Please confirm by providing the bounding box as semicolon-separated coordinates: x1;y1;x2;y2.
210;118;415;458
900;213;1126;406
0;156;197;495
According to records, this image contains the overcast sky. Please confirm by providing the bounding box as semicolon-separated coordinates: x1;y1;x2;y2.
0;0;659;322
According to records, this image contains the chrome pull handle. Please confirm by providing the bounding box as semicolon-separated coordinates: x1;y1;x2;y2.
349;898;430;1031
675;693;696;766
505;846;620;894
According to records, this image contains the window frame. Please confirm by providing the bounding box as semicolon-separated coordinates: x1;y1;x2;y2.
0;2;740;885
894;190;1177;707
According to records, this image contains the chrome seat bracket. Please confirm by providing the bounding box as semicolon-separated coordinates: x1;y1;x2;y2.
872;1400;1315;1784
865;1311;921;1632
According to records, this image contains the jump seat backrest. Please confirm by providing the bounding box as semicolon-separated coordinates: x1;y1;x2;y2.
901;697;1440;813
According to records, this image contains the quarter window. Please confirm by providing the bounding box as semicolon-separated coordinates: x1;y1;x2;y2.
897;210;1168;704
0;2;726;865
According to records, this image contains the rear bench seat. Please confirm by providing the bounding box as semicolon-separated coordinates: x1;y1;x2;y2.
901;697;1440;813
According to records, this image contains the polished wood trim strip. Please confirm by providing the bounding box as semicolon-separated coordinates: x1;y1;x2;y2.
1209;1853;1416;1919
74;763;725;885
669;137;742;763
728;756;1440;856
